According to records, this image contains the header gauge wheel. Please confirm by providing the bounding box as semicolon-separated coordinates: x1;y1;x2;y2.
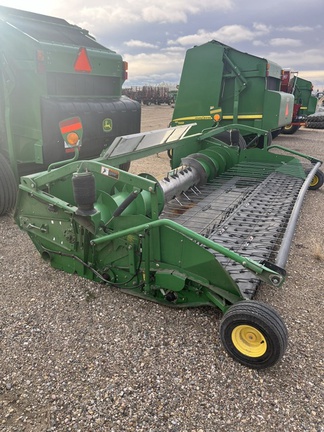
307;169;324;190
220;301;288;369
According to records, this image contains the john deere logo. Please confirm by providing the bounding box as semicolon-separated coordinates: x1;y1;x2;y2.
102;118;112;132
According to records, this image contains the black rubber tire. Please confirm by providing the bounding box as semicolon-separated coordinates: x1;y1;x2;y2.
220;301;288;369
271;129;281;139
307;168;324;190
306;121;324;129
0;153;17;215
281;124;300;135
257;131;272;148
307;114;324;123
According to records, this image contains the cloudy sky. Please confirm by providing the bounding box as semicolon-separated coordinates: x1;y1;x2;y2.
1;0;323;90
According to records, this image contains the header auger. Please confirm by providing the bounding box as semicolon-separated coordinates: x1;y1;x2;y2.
15;120;323;369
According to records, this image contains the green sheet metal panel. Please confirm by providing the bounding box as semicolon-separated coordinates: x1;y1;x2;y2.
171;40;294;136
171;41;225;133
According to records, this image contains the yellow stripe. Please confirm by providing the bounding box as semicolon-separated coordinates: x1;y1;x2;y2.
223;114;263;120
173;115;212;122
174;113;263;123
300;107;307;110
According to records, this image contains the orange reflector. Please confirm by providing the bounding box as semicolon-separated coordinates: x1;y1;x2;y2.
74;47;92;73
66;132;80;146
285;102;290;117
214;113;221;122
59;117;83;152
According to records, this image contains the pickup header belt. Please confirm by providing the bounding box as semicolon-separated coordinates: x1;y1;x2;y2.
161;164;304;299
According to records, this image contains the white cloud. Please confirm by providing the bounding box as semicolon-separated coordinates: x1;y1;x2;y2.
283;25;313;32
124;50;184;84
253;22;271;35
125;40;158;49
299;70;324;82
33;0;234;30
169;25;256;47
268;49;324;69
270;38;303;47
141;6;189;24
161;46;186;53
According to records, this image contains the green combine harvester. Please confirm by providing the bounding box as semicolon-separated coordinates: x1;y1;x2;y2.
14;40;324;369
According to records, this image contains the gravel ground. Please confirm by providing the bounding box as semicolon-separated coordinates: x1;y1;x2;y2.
0;105;323;431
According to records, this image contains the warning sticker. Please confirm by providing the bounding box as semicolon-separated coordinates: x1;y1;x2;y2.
101;166;119;180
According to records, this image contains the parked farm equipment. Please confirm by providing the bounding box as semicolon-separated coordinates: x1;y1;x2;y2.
122;86;175;105
280;70;317;135
0;5;140;215
305;112;324;129
170;40;294;147
15;115;323;369
13;39;324;369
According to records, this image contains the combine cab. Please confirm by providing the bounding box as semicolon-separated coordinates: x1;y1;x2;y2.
280;70;317;134
0;6;140;215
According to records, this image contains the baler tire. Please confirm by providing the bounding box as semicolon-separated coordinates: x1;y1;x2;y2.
271;129;281;139
0;153;17;215
281;124;300;135
220;301;288;369
307;168;324;190
257;131;272;148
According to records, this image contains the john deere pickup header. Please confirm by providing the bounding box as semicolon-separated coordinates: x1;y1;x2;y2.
14;40;324;369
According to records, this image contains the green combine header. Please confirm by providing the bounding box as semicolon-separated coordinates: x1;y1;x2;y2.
14;125;323;370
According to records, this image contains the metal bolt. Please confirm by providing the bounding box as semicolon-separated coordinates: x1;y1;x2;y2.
270;276;281;285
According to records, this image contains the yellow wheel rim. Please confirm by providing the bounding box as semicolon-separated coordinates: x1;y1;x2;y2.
310;175;319;187
231;325;267;357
